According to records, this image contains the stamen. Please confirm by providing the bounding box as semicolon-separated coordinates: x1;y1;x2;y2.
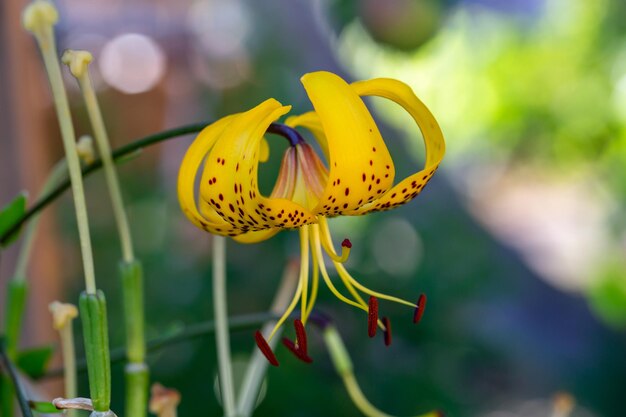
281;337;313;363
318;218;352;263
267;123;305;147
413;293;427;324
382;317;392;346
334;261;416;308
367;296;378;338
254;331;279;367
311;224;368;312
303;255;319;322
294;319;309;354
266;227;309;341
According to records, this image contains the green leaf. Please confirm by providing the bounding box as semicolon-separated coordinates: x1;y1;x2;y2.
0;192;28;247
29;401;62;414
16;345;54;379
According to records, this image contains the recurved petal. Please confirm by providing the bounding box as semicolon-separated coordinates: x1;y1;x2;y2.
350;78;445;213
301;71;395;217
201;99;317;234
177;116;238;235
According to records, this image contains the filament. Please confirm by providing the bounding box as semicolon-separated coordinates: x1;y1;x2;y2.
318;216;351;263
267;227;309;341
303;252;319;323
318;217;368;309
311;224;367;312
334;261;416;308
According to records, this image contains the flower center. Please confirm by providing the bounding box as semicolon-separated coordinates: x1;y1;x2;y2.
268;125;328;211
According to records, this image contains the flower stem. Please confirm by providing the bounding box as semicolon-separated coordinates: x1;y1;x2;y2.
120;260;148;417
60;323;78;417
67;54;134;263
323;326;440;417
23;1;97;294
0;123;208;245
237;261;299;417
212;235;236;417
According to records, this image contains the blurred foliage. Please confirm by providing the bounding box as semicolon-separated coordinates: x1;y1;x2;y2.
0;192;27;247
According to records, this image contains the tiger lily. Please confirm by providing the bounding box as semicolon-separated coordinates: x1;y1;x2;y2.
178;71;444;365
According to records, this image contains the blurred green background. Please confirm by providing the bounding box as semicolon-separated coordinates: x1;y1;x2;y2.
1;0;626;416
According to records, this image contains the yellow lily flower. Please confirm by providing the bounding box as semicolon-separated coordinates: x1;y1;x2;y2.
178;71;444;365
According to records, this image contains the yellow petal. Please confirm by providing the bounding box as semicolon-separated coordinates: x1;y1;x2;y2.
285;112;329;160
232;228;281;244
350;78;445;213
201;98;317;233
259;136;270;162
301;71;395;216
177;116;239;235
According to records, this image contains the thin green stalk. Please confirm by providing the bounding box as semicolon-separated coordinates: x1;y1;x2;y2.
212;235;236;417
0;340;34;417
13;161;67;282
237;262;299;417
23;1;97;294
64;51;134;263
60;324;78;417
323;326;440;417
1;162;67;417
0;123;207;245
44;312;277;378
120;260;148;417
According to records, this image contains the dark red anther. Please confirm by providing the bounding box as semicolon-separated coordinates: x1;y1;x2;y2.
293;319;308;354
254;331;279;367
341;239;352;248
413;293;427;324
382;317;392;346
281;337;313;363
368;296;379;338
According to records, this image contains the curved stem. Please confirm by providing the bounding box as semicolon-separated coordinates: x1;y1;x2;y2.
0;123;208;245
212;235;236;416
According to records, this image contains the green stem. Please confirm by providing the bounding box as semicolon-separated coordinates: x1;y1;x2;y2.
45;312;277;378
237;262;299;417
0;123;207;245
13;161;68;281
0;340;34;417
75;68;134;263
120;260;148;417
79;291;111;412
212;236;236;416
59;324;78;417
29;15;97;294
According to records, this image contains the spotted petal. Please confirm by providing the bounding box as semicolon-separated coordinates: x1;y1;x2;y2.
350;78;445;213
301;71;395;217
177;116;239;235
201;98;317;235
